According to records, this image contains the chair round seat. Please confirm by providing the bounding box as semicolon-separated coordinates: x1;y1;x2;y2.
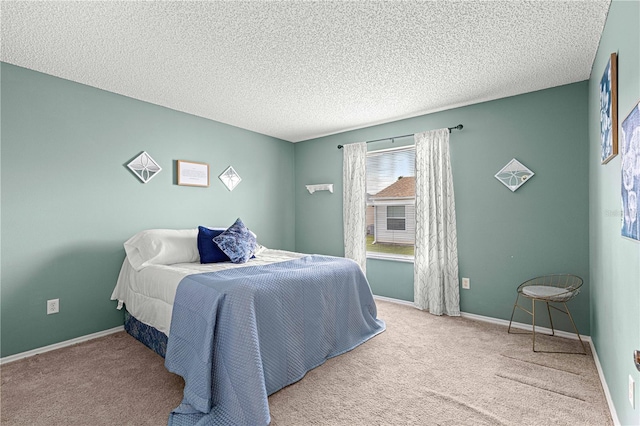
521;285;575;302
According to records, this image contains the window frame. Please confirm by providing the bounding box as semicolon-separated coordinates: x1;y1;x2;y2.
365;145;416;262
386;205;406;231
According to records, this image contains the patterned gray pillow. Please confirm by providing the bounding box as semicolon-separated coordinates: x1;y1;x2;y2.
213;218;257;264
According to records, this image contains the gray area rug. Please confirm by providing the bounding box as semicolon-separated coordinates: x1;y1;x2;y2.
1;300;612;425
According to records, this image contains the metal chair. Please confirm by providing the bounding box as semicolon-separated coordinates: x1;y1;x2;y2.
507;274;586;354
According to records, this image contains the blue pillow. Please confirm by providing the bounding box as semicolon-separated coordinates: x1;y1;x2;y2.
213;218;257;264
197;226;230;264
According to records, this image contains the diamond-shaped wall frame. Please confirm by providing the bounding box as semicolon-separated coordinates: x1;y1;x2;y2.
127;151;162;183
495;158;534;192
219;166;242;191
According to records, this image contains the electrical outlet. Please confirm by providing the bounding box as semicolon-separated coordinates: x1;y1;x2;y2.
630;375;635;409
47;299;59;315
461;277;470;289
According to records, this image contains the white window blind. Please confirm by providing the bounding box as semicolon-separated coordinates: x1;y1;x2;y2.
366;146;415;196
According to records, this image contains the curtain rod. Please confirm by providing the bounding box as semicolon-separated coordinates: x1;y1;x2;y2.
336;124;463;149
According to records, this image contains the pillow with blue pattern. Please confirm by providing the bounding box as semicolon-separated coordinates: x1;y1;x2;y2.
197;226;231;264
213;218;257;264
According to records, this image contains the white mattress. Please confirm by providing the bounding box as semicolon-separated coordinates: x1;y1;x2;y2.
110;248;305;336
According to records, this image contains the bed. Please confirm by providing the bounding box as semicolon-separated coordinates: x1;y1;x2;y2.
110;224;385;426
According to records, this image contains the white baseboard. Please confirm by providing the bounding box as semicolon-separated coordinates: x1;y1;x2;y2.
459;310;592;342
589;340;621;426
373;294;622;425
374;294;415;307
0;325;124;365
374;294;591;341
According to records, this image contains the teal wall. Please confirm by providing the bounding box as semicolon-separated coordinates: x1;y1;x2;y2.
2;10;636;422
0;63;295;357
295;82;591;334
588;1;640;424
6;19;636;426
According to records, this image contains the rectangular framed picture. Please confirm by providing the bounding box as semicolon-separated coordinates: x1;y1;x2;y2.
177;160;209;187
600;52;618;164
621;100;640;241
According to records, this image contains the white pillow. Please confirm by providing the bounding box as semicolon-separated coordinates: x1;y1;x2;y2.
124;229;199;271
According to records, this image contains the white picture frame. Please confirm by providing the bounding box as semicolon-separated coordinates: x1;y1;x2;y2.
495;158;534;192
219;166;242;191
127;151;162;183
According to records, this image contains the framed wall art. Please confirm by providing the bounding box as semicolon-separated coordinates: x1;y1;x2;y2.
219;166;242;191
177;160;209;187
600;52;618;164
621;100;640;242
494;158;534;192
127;151;162;183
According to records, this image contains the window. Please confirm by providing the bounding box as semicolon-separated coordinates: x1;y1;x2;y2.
387;206;406;230
366;146;415;261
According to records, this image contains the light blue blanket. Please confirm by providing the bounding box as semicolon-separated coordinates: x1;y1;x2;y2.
165;255;385;426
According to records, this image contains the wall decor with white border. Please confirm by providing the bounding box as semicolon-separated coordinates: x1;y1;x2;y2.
127;151;162;183
495;158;534;192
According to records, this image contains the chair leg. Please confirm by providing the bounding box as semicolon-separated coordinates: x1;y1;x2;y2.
532;299;537;352
508;294;520;334
546;302;555;336
563;302;587;355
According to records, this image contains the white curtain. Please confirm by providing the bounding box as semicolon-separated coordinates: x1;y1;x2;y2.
414;129;460;316
343;142;367;274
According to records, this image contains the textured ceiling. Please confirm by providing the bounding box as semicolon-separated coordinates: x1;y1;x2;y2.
1;1;610;142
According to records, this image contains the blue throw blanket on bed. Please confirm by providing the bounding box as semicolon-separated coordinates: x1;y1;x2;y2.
165;255;385;426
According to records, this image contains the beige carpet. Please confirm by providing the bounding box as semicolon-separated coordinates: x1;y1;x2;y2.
1;300;612;425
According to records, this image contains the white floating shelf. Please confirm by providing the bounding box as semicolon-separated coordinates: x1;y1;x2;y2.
306;184;334;194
